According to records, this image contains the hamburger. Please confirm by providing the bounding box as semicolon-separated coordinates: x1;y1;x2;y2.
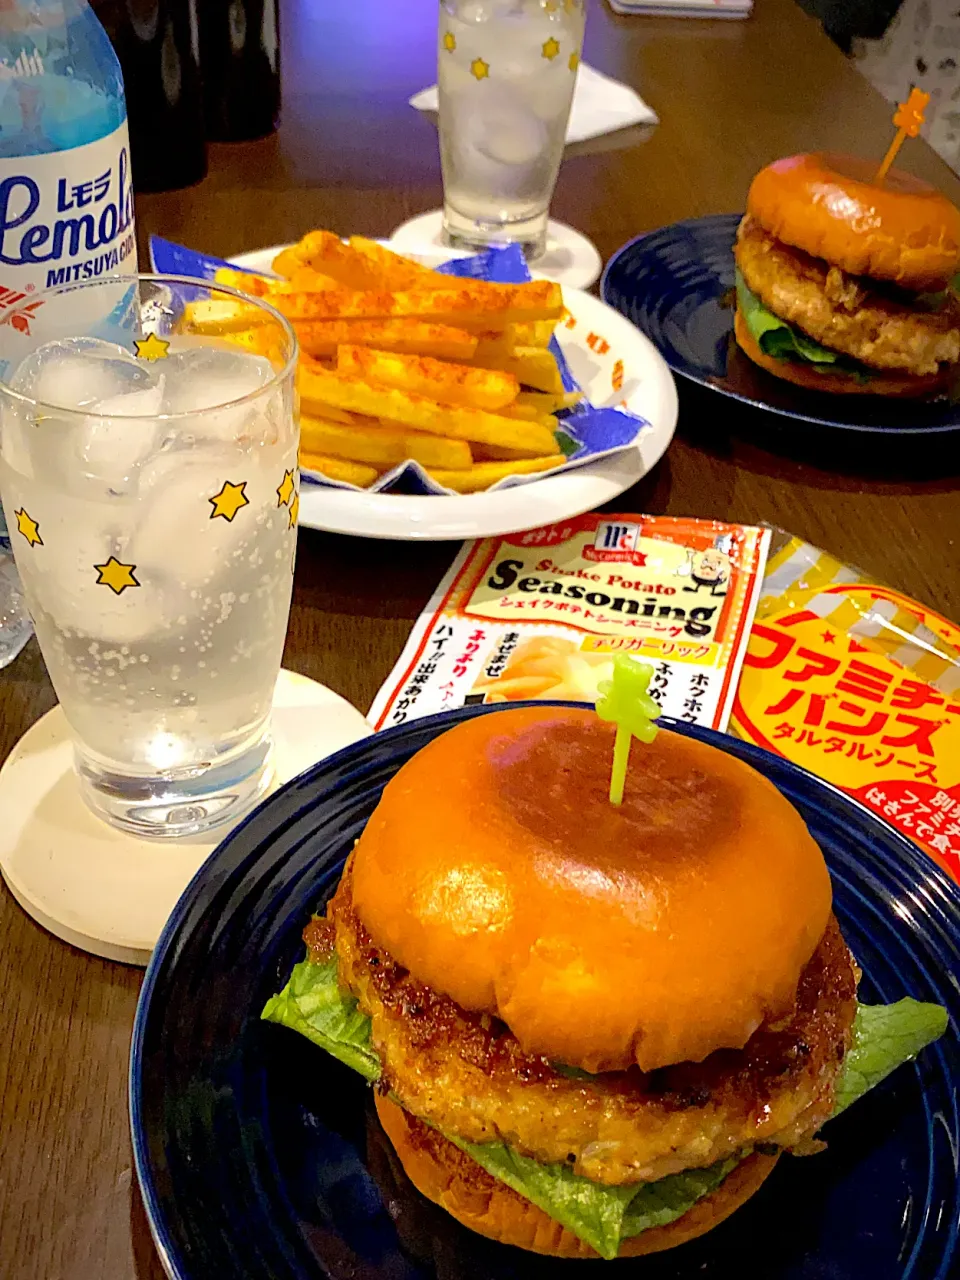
263;706;947;1259
733;152;960;397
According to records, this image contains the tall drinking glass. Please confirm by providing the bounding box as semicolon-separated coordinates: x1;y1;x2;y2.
0;275;299;838
438;0;585;259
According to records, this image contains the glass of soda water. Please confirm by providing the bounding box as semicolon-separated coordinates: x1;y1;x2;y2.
438;0;585;259
0;275;299;838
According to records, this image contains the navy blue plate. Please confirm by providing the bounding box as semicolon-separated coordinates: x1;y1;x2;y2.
131;704;960;1280
601;214;960;435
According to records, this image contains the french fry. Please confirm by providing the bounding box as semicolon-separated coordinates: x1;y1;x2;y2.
213;267;275;295
272;246;308;279
299;452;379;488
503;320;557;348
467;343;566;394
497;404;558;431
183;297;268;333
336;345;518;411
294;319;478;361
269;280;563;328
427;456;564;493
516;389;583;412
300;415;472;471
298;360;559;454
346;236;448;289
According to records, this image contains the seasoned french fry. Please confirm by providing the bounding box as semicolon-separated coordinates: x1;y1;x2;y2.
269;280;563;328
299;452;379;488
346;236;449;288
213;267;275;295
183;297;268;333
515;389;583;412
272;247;307;279
298;360;559;454
497;404;558;431
466;343;566;394
336;345;518;411
294;319;478;361
300;415;472;470
298;397;358;424
503;320;557;348
427;456;564;493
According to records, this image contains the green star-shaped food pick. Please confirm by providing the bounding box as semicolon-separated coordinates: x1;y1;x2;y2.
595;655;662;806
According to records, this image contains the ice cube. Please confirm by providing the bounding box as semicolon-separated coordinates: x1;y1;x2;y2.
16;496;172;645
9;337;157;410
133;445;260;590
76;380;165;492
162;346;277;444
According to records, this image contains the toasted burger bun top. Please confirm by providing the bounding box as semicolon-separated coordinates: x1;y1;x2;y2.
732;309;953;399
350;707;832;1072
747;152;960;291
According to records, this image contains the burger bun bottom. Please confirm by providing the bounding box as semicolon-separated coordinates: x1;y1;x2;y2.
733;309;954;399
374;1095;780;1260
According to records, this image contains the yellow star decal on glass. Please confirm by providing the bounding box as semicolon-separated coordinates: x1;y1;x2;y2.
276;468;296;507
569;50;579;71
542;37;560;60
95;556;140;595
209;480;250;522
288;492;300;528
443;31;456;52
545;0;558;9
134;332;170;361
15;507;42;547
471;57;489;80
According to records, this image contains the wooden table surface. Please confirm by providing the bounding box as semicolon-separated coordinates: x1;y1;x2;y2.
3;1;960;1276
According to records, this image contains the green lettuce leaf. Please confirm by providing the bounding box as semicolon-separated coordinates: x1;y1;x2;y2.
261;955;381;1082
735;271;873;381
831;999;948;1116
447;1135;638;1260
262;956;948;1256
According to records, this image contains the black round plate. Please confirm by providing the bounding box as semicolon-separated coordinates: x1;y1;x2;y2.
131;704;960;1280
601;214;960;435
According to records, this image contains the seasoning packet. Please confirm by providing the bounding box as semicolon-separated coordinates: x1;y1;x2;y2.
368;512;771;731
730;532;960;884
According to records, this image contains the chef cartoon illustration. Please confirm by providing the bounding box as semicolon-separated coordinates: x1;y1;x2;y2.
676;534;733;597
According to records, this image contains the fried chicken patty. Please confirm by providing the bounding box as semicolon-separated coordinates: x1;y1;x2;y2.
311;860;859;1187
735;216;960;375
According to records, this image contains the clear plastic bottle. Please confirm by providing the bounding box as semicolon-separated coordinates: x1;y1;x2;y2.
0;0;133;659
0;0;137;379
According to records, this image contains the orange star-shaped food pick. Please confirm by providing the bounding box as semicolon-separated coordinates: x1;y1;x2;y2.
134;332;170;361
542;37;560;60
893;87;930;137
209;480;250;522
15;507;42;547
276;468;296;507
470;57;489;80
95;556;140;595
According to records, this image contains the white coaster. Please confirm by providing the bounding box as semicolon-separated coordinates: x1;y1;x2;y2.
389;210;603;290
0;669;371;966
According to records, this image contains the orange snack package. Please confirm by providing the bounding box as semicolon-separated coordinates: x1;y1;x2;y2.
731;534;960;885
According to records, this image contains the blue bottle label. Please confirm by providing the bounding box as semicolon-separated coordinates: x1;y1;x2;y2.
0;120;137;326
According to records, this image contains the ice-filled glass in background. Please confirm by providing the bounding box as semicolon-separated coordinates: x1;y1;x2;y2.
0;275;299;838
438;0;585;258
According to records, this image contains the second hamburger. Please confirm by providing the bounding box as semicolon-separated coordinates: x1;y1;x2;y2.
734;152;960;397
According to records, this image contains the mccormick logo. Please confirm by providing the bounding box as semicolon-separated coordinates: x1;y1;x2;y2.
0;282;43;335
584;521;648;566
0;50;45;79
